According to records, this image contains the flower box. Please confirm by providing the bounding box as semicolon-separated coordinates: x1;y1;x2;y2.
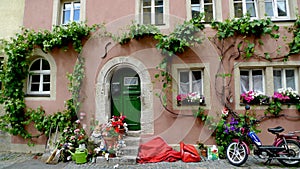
240;90;269;105
176;93;205;106
273;88;300;105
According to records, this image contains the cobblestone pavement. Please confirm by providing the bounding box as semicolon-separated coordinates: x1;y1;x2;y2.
0;152;296;169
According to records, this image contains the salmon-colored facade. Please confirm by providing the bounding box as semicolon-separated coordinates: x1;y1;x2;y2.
5;0;300;152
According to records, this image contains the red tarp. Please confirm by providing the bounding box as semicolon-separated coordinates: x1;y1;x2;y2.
137;137;201;163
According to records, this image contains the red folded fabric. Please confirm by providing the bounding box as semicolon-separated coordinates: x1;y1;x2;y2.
180;142;201;162
137;137;181;163
137;137;201;163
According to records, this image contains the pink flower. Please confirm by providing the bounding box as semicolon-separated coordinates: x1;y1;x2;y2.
75;120;80;124
273;92;290;101
221;107;229;116
70;136;75;140
74;128;80;133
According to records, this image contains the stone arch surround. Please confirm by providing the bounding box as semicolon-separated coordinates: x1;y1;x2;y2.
95;56;154;134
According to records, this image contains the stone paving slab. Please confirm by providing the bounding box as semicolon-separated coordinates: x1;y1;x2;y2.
0;151;295;169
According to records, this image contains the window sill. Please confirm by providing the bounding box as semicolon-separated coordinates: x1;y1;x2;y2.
177;100;205;106
25;94;50;97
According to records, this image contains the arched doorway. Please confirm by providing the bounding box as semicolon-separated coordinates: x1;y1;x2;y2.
95;56;154;135
110;67;141;130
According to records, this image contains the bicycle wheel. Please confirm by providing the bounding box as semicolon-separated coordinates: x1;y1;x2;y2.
277;139;300;167
226;142;248;166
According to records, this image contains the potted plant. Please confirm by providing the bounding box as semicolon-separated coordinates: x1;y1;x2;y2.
193;107;207;121
240;90;269;105
177;92;205;106
197;142;207;157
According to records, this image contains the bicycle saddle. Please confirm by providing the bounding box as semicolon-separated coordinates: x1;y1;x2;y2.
268;126;284;134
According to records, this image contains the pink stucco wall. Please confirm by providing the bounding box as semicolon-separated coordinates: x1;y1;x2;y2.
86;0;135;25
23;0;53;30
16;0;300;147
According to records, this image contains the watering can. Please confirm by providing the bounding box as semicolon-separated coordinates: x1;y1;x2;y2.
68;148;88;164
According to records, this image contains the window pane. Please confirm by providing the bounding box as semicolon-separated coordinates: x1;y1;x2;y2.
273;70;282;91
192;0;200;4
277;0;287;16
286;70;295;90
234;3;243;18
180;72;189;83
192;71;202;94
143;8;151;24
74;2;80;9
64;3;72;10
179;71;189;94
43;84;50;91
63;10;71;24
155;7;164;25
42;59;50;70
246;3;256;17
265;1;274;16
31;84;39;91
252;70;263;92
0;57;3;70
44;75;50;82
192;6;201;18
30;59;41;71
31;75;40;83
143;0;151;6
74;9;80;21
204;5;213;22
155;0;163;6
240;70;249;93
204;0;212;3
0;58;3;89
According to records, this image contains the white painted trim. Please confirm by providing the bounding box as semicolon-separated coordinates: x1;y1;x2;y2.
25;49;56;101
172;63;210;110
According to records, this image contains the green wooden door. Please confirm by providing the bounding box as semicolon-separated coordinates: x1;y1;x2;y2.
111;68;141;130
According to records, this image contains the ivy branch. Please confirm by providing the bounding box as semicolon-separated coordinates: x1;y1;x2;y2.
0;22;99;140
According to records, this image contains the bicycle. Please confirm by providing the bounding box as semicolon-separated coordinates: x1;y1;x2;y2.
226;105;300;167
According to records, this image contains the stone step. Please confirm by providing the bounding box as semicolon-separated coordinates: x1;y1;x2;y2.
122;136;141;147
126;130;141;137
96;155;137;165
120;146;139;156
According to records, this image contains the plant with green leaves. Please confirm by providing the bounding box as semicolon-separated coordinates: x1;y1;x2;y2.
288;16;300;56
214;110;260;159
114;22;160;45
0;22;99;140
193;107;207;121
211;14;279;60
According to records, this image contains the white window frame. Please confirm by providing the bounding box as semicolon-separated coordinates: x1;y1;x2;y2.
135;0;170;29
141;0;165;25
61;1;81;25
52;0;85;26
188;0;215;22
240;69;265;93
178;69;203;95
273;68;298;91
264;0;290;20
233;0;258;18
172;63;210;110
27;58;51;95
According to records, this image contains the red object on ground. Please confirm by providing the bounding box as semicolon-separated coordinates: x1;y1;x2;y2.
137;137;201;163
180;142;201;162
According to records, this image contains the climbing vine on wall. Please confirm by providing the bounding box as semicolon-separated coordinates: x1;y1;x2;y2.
288;16;300;56
0;22;99;140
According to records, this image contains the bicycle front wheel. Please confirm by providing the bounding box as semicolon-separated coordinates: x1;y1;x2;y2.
277;139;300;167
226;142;248;166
